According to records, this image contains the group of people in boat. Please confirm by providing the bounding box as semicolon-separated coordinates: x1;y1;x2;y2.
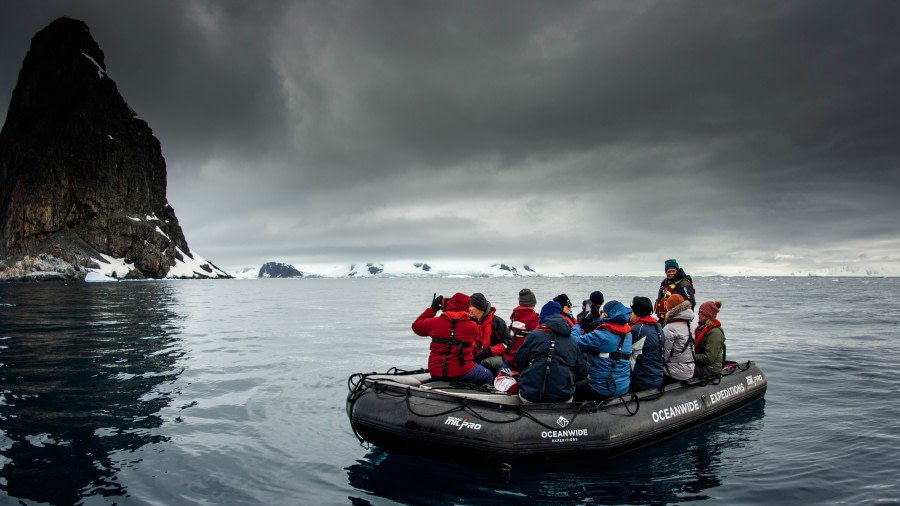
411;259;727;404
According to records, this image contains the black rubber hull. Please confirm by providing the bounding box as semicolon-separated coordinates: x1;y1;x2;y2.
347;362;767;465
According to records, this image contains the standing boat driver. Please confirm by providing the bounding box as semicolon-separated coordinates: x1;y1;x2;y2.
469;293;511;375
654;259;696;322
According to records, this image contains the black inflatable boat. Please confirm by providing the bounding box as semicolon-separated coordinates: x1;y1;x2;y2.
347;361;766;465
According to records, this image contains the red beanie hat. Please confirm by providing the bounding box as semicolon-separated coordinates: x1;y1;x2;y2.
445;292;471;312
699;300;722;321
666;294;685;312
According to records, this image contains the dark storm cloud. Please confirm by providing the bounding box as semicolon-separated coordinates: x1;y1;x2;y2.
1;0;899;275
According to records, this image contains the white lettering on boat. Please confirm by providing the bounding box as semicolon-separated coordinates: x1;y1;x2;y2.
710;383;746;405
444;416;482;431
746;373;764;388
540;428;589;443
651;400;701;423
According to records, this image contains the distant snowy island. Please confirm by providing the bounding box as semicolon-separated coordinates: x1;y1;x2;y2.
232;261;556;279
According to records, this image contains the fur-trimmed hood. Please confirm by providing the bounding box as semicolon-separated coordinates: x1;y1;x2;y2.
666;300;694;321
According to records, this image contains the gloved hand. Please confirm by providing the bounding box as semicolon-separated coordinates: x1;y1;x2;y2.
590;304;600;318
431;294;444;312
474;349;491;363
577;313;590;328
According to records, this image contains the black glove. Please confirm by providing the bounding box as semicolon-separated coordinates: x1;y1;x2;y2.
590;304;600;318
474;350;491;363
430;294;444;312
577;313;590;328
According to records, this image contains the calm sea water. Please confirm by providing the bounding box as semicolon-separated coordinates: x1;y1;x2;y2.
1;277;898;505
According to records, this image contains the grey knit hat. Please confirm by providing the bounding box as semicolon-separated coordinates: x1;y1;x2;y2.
518;288;537;307
470;292;490;311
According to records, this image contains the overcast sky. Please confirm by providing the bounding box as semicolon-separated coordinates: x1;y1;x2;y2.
2;1;899;276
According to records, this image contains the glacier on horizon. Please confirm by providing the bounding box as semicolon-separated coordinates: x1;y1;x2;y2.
229;261;565;279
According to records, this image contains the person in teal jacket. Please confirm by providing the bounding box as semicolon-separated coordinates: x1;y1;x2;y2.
571;300;633;401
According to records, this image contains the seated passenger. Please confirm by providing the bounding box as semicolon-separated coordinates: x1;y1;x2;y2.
694;300;726;377
514;301;587;403
572;300;633;401
661;294;696;382
469;293;511;375
628;296;666;391
503;288;539;370
576;291;605;332
553;294;578;326
412;292;493;385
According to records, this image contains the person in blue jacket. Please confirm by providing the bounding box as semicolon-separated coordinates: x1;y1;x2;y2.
515;301;588;403
628;296;666;391
571;300;633;401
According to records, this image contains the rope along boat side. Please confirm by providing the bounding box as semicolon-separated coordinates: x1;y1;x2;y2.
346;361;766;465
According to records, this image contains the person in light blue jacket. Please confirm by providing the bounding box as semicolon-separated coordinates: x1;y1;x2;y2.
571;300;633;401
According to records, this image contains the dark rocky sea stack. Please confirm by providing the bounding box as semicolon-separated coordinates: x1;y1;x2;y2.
258;262;304;278
0;17;227;280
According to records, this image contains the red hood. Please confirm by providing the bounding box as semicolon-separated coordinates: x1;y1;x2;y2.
444;292;471;312
441;310;470;322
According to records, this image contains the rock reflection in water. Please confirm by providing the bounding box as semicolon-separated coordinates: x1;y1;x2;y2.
346;400;765;505
0;282;184;504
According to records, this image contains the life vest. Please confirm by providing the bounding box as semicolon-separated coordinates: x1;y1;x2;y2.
589;322;632;394
559;312;577;327
694;319;721;350
525;325;576;402
654;275;695;319
695;319;726;364
429;313;473;379
631;317;665;364
668;319;695;356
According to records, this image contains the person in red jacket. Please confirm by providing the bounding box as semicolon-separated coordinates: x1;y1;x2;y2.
469;292;511;375
503;288;539;369
412;292;493;384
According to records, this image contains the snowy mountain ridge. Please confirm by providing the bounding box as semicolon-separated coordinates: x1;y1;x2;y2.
230;261;559;279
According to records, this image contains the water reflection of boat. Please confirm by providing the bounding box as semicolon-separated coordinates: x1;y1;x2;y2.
346;361;766;465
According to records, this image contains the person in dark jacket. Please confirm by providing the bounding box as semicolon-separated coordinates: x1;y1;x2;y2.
694;300;726;376
515;301;587;403
412;292;493;384
503;288;539;369
654;259;696;321
553;294;578;327
469;292;511;375
628;296;666;391
572;300;633;401
576;290;605;332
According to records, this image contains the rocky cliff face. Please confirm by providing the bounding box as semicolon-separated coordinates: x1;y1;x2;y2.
0;17;227;280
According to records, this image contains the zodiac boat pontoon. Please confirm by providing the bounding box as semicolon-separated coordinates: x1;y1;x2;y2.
346;361;766;465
